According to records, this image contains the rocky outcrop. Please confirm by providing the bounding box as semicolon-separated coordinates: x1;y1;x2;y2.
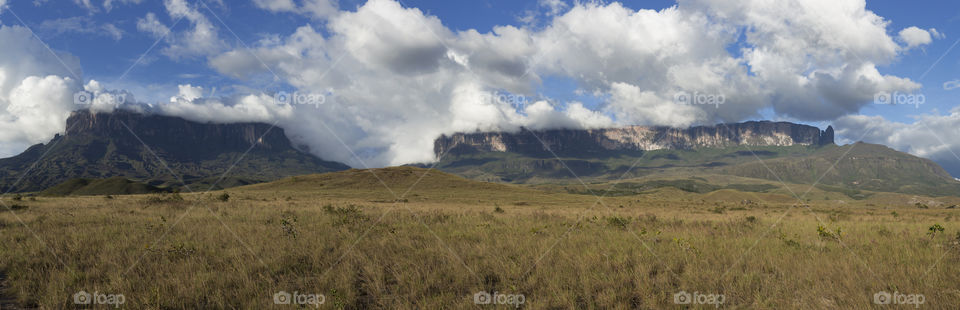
435;121;834;157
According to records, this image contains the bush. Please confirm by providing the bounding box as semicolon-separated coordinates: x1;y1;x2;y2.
928;223;945;238
817;224;841;240
12;194;22;201
494;206;505;213
323;204;368;226
5;204;28;211
216;193;230;202
606;216;631;229
144;193;185;204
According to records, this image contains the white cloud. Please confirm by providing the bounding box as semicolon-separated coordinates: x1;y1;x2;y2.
0;26;83;157
136;0;226;60
104;0;144;12
169;84;204;103
37;17;125;40
253;0;297;12
539;0;568;16
253;0;338;19
73;0;96;12
157;93;295;124
137;12;170;38
102;23;123;40
523;101;613;130
899;26;935;49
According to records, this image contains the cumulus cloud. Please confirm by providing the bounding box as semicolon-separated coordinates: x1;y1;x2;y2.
0;26;83;157
899;26;936;49
835;110;960;176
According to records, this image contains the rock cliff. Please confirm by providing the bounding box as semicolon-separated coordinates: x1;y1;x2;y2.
435;121;834;157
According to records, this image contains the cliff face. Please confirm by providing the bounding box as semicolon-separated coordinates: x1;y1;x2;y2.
435;121;834;157
0;110;349;193
65;110;292;156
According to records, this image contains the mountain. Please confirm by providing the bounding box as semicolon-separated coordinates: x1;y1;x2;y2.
436;121;834;157
429;121;960;196
0;110;350;193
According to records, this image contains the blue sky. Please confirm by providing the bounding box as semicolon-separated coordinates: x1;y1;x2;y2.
1;0;960;173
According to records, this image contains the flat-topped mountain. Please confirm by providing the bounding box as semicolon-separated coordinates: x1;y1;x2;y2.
0;110;350;193
436;121;834;157
428;121;960;196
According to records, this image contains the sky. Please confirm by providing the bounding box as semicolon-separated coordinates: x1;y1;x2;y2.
1;0;960;175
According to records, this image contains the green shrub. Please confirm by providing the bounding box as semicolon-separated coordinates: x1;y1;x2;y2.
606;216;631;229
817;224;841;240
928;223;945;238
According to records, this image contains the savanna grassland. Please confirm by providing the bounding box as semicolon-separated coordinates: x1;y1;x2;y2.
1;167;959;309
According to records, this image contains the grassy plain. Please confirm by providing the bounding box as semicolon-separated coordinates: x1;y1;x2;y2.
1;167;959;309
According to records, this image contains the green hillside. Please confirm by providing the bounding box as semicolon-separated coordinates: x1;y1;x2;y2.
40;177;169;196
431;143;960;197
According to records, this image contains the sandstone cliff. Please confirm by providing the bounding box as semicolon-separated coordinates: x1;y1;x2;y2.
435;121;834;157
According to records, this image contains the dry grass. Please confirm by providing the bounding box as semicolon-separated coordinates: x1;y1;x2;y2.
1;168;959;309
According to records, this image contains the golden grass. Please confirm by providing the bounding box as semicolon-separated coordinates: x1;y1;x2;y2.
1;168;959;309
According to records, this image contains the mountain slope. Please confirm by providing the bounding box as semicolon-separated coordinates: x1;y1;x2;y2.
0;110;350;193
721;142;959;196
39;177;169;196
